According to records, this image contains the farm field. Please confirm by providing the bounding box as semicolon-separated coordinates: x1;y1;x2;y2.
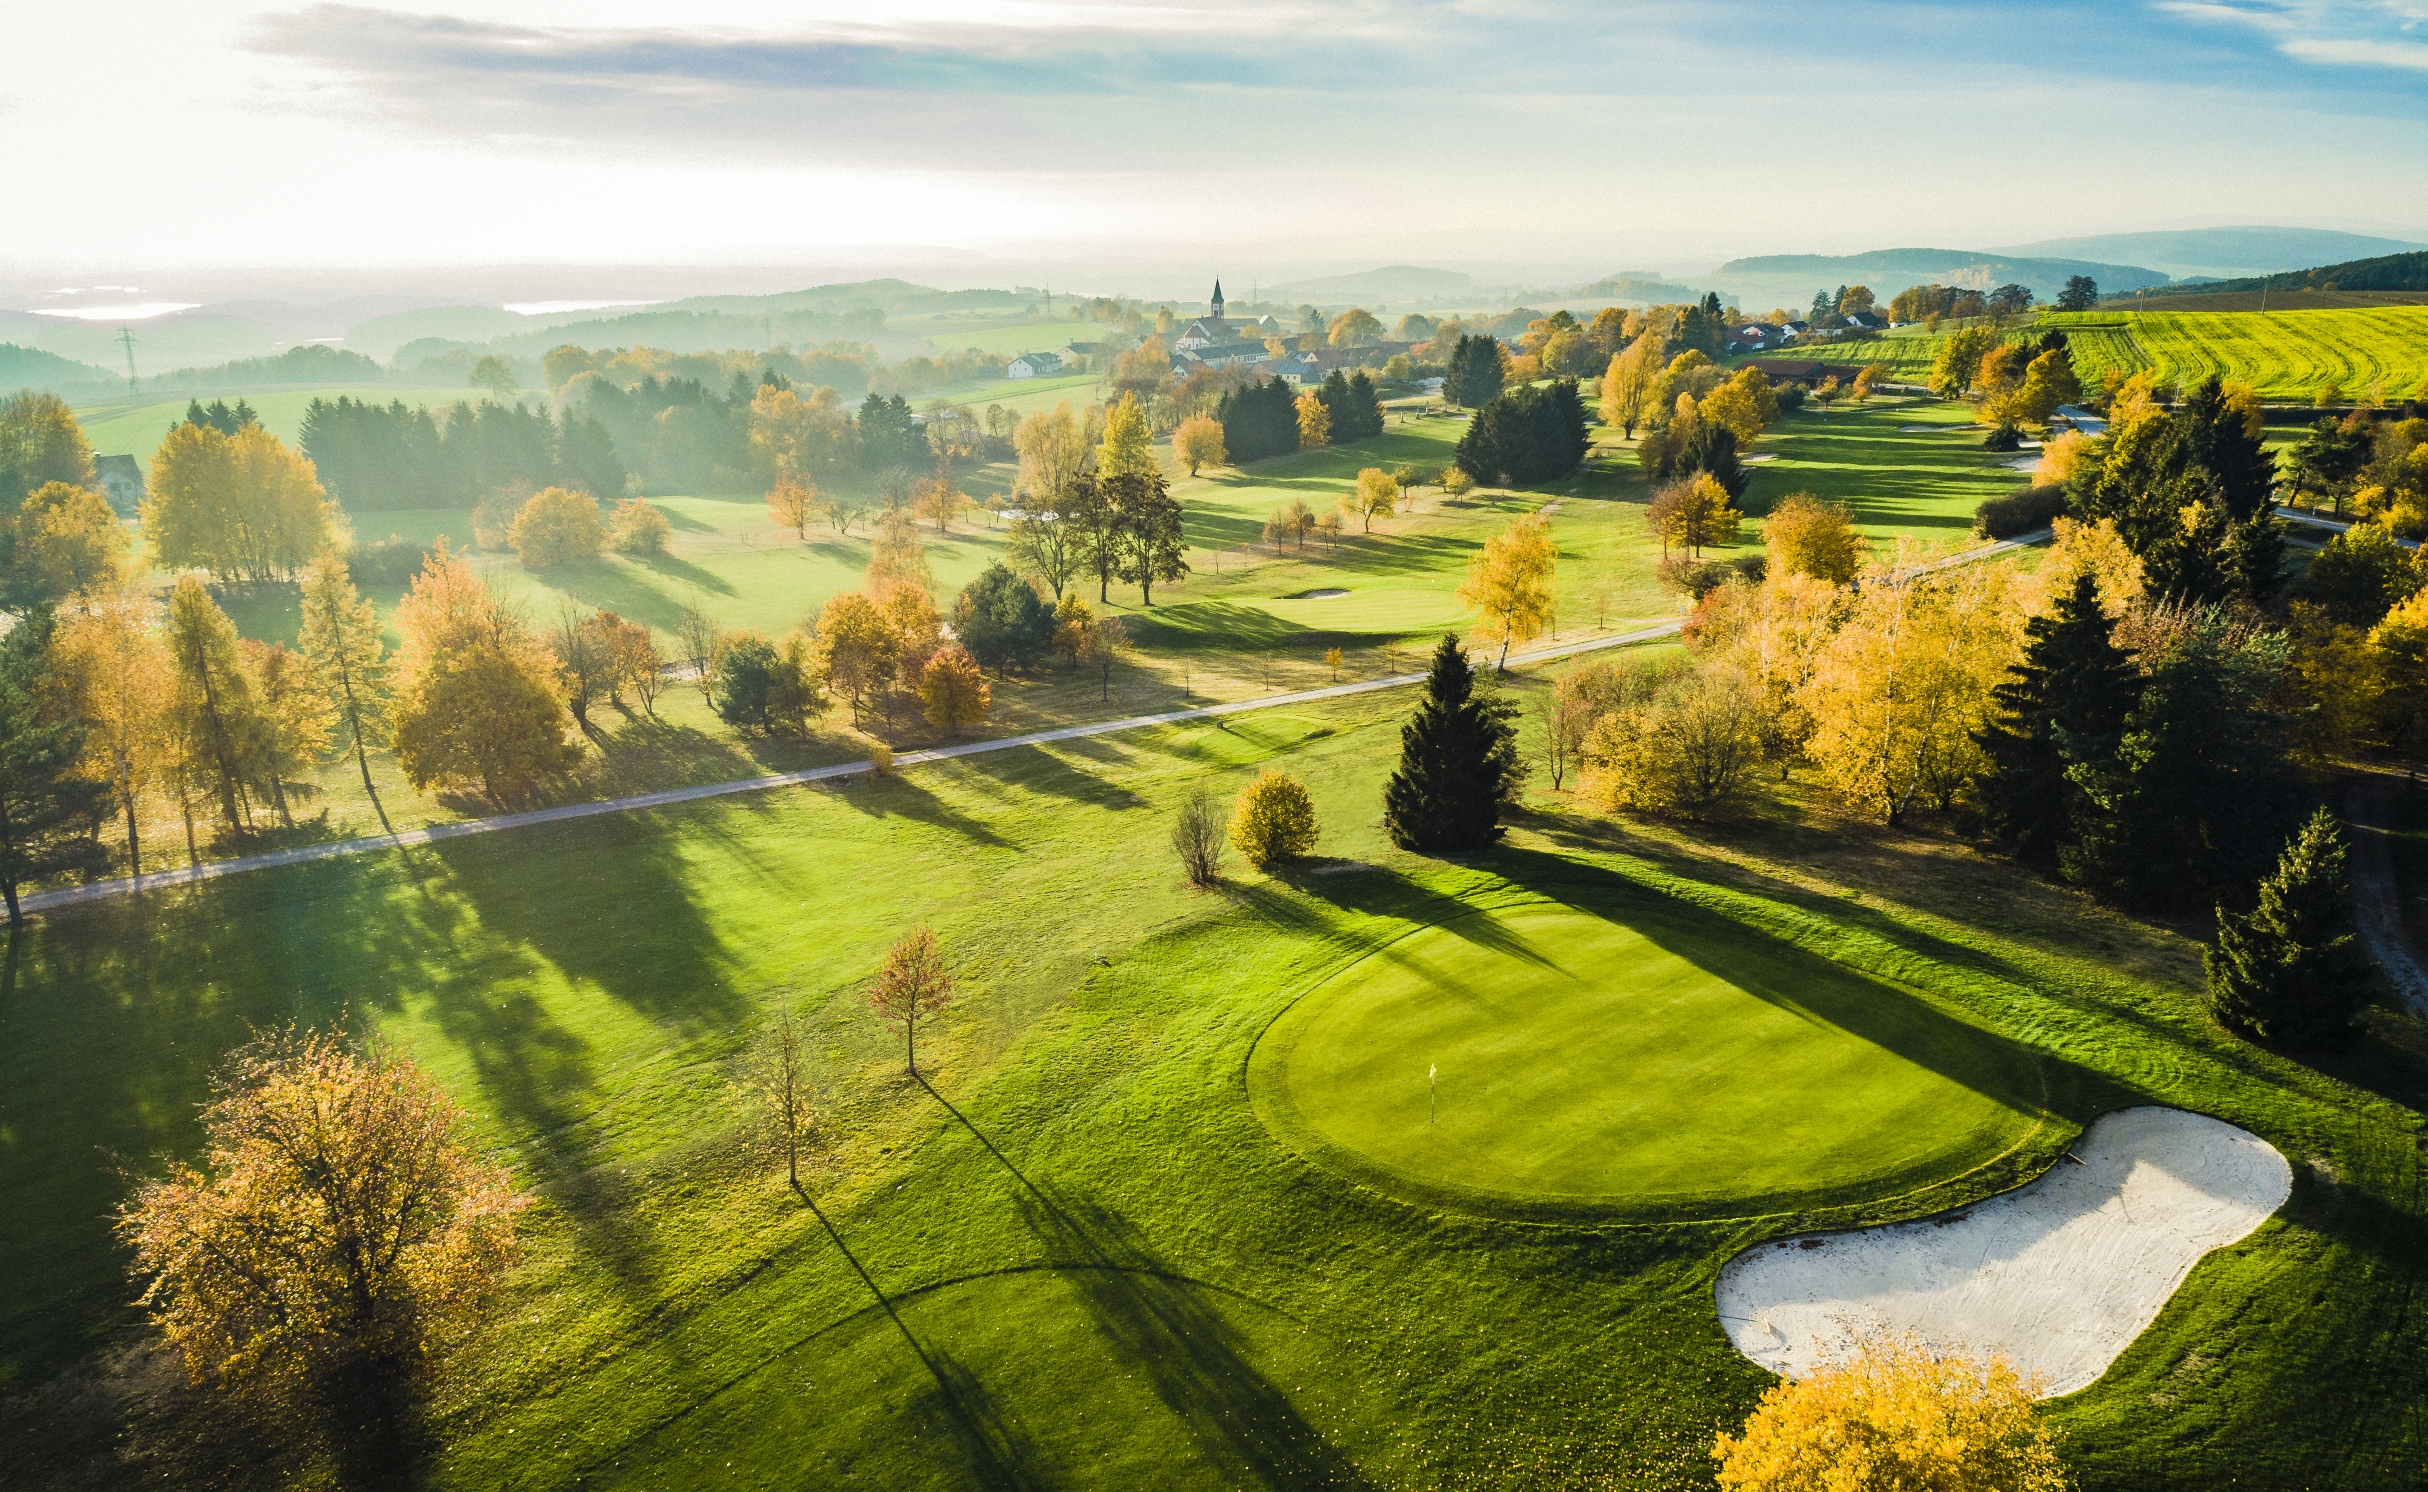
2042;306;2428;401
1733;327;1947;381
902;319;1093;357
6;680;2425;1491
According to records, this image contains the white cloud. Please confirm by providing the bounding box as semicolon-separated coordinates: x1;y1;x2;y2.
2157;0;2428;70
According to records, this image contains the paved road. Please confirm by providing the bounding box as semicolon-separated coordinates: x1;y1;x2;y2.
19;531;2049;919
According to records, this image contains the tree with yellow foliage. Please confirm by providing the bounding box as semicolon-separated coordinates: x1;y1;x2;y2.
1344;468;1397;533
508;486;605;568
242;639;333;826
299;554;394;833
164;576;273;837
8;481;127;607
1229;768;1319;868
1173;415;1226;476
117;1027;526;1391
1460;512;1559;669
1296;392;1332;449
390;544;580;807
1714;1336;2067;1492
2026;516;2144;617
1647;473;1741;558
814;591;897;727
865;508;935;602
765;479;817;540
1686;570;1847;773
919;644;990;736
1598;331;1664;438
144;423;334;584
1762;493;1864;583
1098;391;1158;480
1799;556;2019;823
1698;369;1780;444
748;383;853;486
47;587;172;872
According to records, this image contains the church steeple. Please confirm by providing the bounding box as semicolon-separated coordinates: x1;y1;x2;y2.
1210;279;1225;320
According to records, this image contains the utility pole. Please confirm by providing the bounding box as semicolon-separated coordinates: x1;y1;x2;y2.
117;326;139;394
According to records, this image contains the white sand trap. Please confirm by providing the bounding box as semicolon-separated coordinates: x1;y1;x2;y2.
1716;1108;2289;1397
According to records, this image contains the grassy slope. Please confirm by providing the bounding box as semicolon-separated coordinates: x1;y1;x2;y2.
4;681;2424;1490
1738;395;2032;542
2043;307;2428;401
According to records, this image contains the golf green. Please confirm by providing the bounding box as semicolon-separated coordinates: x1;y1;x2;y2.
1249;899;2050;1220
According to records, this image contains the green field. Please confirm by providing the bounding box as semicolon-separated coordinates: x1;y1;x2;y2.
1737;327;1947;381
6;681;2425;1489
902;319;1092;357
1735;395;2035;540
1250;899;2046;1221
2042;307;2428;401
73;387;530;465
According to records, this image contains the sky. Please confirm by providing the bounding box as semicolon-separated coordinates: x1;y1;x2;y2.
5;0;2427;281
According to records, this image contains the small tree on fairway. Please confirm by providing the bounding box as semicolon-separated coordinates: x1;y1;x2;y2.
746;995;822;1195
867;926;953;1074
1460;513;1559;669
920;644;991;735
1171;789;1228;886
1382;634;1522;853
2206;806;2373;1046
301;554;395;834
1229;769;1320;868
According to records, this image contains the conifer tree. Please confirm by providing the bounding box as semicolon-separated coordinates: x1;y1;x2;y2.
0;607;109;923
2205;806;2371;1046
1382;634;1522;852
1974;573;2138;866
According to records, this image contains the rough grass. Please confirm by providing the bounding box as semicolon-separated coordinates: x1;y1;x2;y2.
2042;307;2428;402
4;677;2425;1491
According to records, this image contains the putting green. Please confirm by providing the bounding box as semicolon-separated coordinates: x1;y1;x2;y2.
1249;899;2050;1220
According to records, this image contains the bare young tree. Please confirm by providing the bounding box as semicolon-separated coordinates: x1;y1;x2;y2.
673;600;722;704
1171;789;1228;886
745;994;822;1196
866;926;954;1075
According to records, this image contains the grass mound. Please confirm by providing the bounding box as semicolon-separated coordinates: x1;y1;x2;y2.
1250;898;2051;1221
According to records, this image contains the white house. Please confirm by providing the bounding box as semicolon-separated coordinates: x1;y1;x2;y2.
1006;351;1065;379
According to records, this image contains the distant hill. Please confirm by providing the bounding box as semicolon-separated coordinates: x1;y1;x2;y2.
1991;226;2426;281
2124;249;2428;299
1708;247;2171;303
1261;265;1471;303
1578;272;1706;303
0;342;119;394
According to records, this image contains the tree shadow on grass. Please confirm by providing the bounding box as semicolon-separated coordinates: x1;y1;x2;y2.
957;741;1147;815
629;549;739;600
826;771;1018;851
917;1079;1373;1490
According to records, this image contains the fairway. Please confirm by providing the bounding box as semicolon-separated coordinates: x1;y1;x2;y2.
1250;899;2046;1219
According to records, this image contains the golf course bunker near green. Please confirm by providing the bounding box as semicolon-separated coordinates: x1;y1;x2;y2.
1716;1107;2291;1396
1248;899;2052;1221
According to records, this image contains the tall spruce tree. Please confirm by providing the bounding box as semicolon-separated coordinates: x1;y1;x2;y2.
2205;806;2372;1046
1974;573;2139;866
1382;634;1521;852
0;607;109;924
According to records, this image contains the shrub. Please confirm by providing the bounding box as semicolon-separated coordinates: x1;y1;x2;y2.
1229;769;1319;868
1773;384;1807;413
953;561;1055;672
1659;554;1764;599
609;497;671;555
1763;492;1864;583
509;487;605;567
1983;421;2024;451
1584;669;1766;817
346;534;433;587
1171;790;1228;886
1971;484;2068;540
713;634;782;732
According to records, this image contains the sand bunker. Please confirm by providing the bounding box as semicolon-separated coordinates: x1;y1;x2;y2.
1288;588;1349;600
1716;1107;2289;1397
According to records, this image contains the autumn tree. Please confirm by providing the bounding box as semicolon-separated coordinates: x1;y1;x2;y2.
0;608;109;921
1799;557;2018;825
0;390;97;511
1076;613;1129;700
1382;634;1522;851
117;1027;525;1389
749;383;854;486
1098;392;1158;480
912;476;971;534
1015;403;1093;511
767;476;815;541
1229;768;1320;868
1173;415;1227;476
5;480;127;609
1645;473;1742;560
1763;493;1864;583
1929;325;2004;401
866;926;954;1074
49;587;173;870
165;576;273;836
508;487;605;568
673;599;723;704
596;611;665;716
244;640;333;827
1598;331;1664;438
608;497;670;555
1292;391;1330;450
1583;668;1766;816
865;508;935;601
920;644;991;735
814;591;898;727
145;423;336;585
1460;513;1559;669
390;545;581;807
1344;468;1397;533
1170;789;1228;886
1326;308;1383;347
745;996;823;1195
1107;470;1188;606
1713;1336;2067;1492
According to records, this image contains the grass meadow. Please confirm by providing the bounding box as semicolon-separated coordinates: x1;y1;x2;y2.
6;672;2426;1490
2042;307;2428;402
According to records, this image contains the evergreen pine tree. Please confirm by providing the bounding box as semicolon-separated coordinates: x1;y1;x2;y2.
2205;806;2372;1046
1974;573;2138;866
0;607;109;924
1382;634;1521;852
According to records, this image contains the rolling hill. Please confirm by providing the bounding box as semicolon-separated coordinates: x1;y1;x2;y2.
1992;226;2426;281
1706;247;2171;304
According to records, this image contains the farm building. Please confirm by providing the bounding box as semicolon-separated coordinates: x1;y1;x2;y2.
1006;351;1065;378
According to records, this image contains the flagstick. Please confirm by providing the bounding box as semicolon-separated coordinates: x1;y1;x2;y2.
1428;1063;1437;1126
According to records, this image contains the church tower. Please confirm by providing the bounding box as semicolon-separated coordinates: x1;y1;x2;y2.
1210;278;1225;323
